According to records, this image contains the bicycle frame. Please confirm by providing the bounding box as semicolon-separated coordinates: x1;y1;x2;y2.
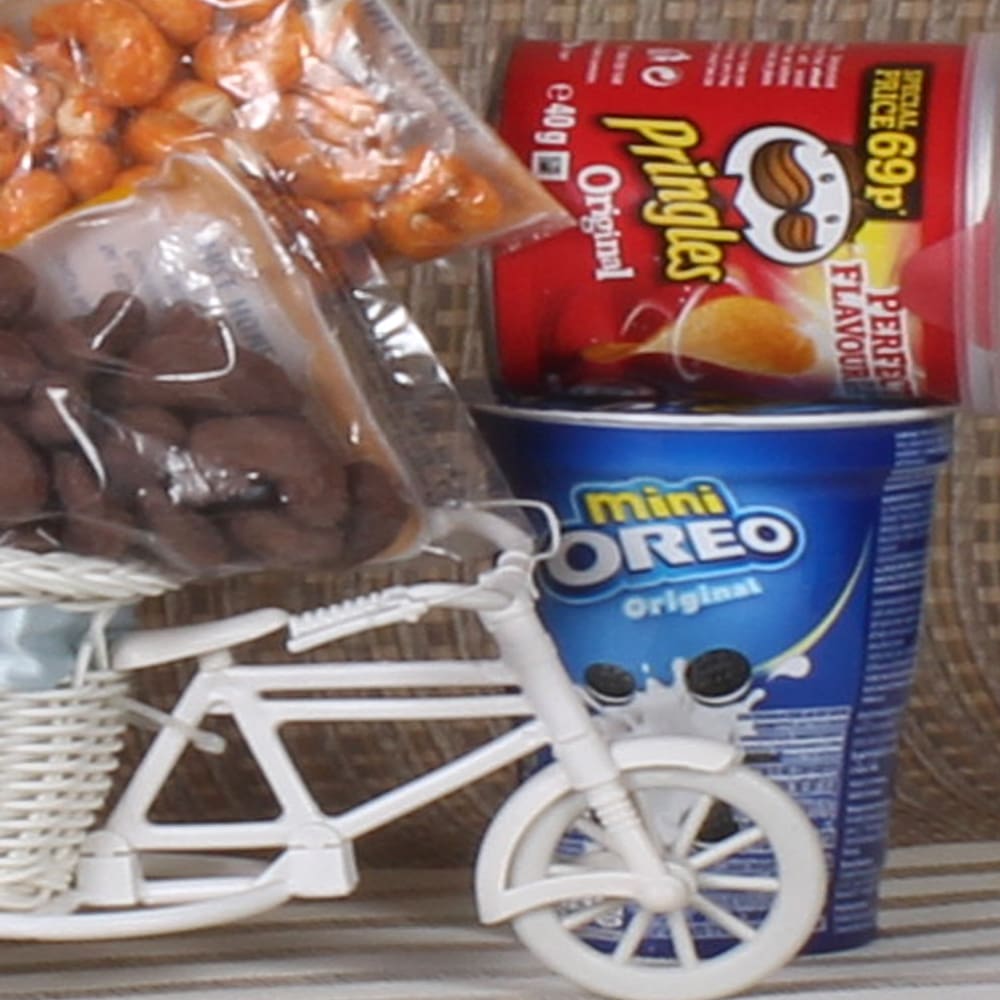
107;646;547;874
71;508;673;916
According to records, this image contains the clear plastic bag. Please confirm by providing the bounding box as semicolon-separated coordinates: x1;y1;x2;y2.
0;155;509;578
0;0;570;262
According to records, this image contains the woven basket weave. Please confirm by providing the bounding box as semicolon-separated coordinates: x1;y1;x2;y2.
0;671;128;911
0;549;177;911
129;0;1000;866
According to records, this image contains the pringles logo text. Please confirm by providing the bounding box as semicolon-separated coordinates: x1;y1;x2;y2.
603;117;863;277
601;116;741;284
545;476;804;601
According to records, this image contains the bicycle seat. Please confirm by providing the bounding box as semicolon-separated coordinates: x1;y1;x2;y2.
112;608;290;671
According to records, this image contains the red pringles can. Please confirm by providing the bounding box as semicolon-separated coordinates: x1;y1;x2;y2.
490;38;1000;408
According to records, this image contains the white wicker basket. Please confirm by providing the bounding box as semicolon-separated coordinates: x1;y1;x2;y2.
0;547;179;610
0;546;178;912
0;670;129;911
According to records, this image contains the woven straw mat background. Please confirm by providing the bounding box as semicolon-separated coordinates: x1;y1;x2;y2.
128;0;1000;867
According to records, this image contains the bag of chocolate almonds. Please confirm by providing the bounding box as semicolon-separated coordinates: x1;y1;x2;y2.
0;156;505;578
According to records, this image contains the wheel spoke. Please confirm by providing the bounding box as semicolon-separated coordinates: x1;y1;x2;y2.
560;899;622;932
672;793;715;859
548;862;581;876
612;907;653;964
668;909;699;968
632;789;667;854
571;815;615;853
552;849;622;875
691;892;757;941
697;872;780;894
689;825;766;870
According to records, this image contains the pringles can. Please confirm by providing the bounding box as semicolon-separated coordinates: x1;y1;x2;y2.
476;400;953;953
490;38;1000;409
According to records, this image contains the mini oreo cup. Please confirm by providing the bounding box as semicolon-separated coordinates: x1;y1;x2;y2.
476;398;954;954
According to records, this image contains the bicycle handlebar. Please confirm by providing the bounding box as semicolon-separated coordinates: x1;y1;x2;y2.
426;502;560;560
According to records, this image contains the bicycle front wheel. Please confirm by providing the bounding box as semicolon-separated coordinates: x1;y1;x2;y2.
508;760;826;1000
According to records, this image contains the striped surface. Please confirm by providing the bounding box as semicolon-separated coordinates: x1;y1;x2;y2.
0;842;998;1000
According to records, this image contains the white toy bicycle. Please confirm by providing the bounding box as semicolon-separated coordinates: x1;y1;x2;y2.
0;504;827;1000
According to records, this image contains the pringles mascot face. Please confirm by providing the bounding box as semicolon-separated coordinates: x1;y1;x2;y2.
724;125;864;266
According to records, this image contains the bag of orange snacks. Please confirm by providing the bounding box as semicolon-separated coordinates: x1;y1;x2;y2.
0;0;568;264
